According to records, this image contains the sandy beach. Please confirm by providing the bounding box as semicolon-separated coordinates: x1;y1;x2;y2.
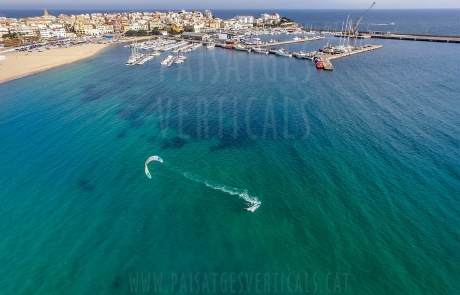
0;37;151;84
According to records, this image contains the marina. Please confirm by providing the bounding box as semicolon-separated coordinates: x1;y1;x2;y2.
125;34;383;71
125;38;202;66
121;3;457;72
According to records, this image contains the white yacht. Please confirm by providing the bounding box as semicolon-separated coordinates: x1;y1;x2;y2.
234;44;247;51
275;48;292;57
296;51;307;58
160;55;173;65
126;43;144;66
126;56;136;66
252;47;269;54
206;43;215;49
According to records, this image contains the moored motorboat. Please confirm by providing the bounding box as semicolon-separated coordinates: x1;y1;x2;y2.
234;44;247;51
252;47;269;54
160;55;173;65
275;48;292;57
295;51;307;58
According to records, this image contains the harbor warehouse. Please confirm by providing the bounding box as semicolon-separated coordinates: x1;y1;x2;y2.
181;32;210;41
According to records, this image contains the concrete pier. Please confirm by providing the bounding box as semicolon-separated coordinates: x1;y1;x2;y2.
258;36;325;47
334;32;460;43
315;44;383;71
368;33;460;43
321;58;334;71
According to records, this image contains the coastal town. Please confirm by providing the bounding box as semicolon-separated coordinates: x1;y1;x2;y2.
0;9;296;45
5;4;458;81
0;8;382;73
0;8;330;83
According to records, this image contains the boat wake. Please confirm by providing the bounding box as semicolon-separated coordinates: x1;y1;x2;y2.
182;172;261;212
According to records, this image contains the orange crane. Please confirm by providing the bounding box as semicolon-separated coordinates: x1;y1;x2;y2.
348;2;376;35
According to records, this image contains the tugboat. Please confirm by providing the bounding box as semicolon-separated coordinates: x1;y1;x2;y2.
315;60;324;69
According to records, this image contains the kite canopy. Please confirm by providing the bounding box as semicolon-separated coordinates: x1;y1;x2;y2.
145;156;163;179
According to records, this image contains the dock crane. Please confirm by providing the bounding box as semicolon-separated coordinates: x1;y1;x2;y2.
348;2;376;35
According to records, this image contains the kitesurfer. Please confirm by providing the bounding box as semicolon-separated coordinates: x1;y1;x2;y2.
144;155;164;179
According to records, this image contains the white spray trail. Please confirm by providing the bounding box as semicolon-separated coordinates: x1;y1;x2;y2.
182;172;261;210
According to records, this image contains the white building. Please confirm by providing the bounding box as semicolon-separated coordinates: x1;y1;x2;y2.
130;22;139;31
52;28;67;38
232;23;243;30
204;10;213;19
260;13;280;25
38;25;52;38
187;23;204;33
0;26;9;36
261;13;270;22
270;13;280;22
220;19;237;30
236;15;254;24
192;11;203;18
12;25;36;37
36;24;66;39
217;33;228;40
96;25;114;34
86;28;100;36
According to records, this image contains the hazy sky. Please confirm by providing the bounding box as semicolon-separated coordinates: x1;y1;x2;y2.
1;0;459;9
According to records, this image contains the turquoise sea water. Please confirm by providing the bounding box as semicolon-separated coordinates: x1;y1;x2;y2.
0;36;459;294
